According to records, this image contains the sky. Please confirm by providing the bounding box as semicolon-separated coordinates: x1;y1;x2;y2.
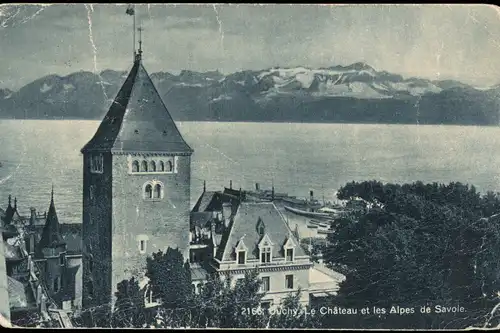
0;3;500;90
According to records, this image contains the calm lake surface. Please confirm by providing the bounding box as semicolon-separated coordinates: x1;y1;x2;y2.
1;120;500;227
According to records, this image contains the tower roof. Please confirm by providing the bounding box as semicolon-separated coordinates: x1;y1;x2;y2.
36;189;65;257
81;57;193;154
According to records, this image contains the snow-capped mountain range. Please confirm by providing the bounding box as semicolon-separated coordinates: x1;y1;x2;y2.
1;62;499;125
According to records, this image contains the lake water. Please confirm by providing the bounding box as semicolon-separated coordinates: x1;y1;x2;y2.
1;120;500;227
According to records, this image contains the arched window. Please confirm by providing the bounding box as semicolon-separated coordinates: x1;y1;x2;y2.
145;184;153;199
196;283;202;295
154;184;162;199
150;161;156;172
159;161;165;172
88;257;93;273
141;160;148;172
132;160;139;172
167;160;173;172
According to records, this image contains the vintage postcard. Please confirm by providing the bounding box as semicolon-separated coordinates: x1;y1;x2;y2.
1;3;500;329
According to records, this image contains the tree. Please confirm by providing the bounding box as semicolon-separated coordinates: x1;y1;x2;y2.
112;277;147;328
145;247;193;327
146;247;193;309
192;269;269;328
324;181;500;329
268;289;322;328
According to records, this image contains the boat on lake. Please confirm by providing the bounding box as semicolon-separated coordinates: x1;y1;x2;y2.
309;219;330;228
284;205;333;219
317;229;334;235
307;224;319;229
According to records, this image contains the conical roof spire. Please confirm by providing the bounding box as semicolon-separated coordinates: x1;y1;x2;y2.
4;195;14;225
35;187;65;258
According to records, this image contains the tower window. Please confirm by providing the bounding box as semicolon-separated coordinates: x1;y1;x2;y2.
159;161;165;172
60;254;65;266
90;154;104;174
150;161;156;172
144;184;153;199
141;160;148;172
137;235;149;254
286;248;294;262
132;160;139;172
154;184;162;199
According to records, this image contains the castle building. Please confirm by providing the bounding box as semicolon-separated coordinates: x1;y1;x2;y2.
1;193;79;327
32;189;78;311
189;184;344;309
80;47;193;310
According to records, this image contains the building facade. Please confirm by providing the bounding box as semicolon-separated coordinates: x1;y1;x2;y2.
189;186;341;309
1;193;79;327
80;49;193;310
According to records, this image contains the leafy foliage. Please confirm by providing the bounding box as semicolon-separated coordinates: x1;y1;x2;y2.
112;277;148;328
146;247;193;309
325;180;500;329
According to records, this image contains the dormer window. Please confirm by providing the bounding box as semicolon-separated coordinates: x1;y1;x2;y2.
90;154;103;174
258;234;274;264
237;250;246;264
260;246;271;263
283;236;296;262
256;217;265;236
235;238;248;265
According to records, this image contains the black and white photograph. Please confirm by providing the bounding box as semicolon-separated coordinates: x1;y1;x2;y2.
0;3;500;329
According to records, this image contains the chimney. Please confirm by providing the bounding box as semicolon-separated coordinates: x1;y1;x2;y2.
229;180;233;189
203;180;206;193
30;207;36;226
255;183;260;191
310;190;314;201
222;203;232;228
272;186;275;201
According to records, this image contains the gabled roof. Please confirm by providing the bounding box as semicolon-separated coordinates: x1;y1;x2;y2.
217;202;306;261
81;57;193;154
35;191;66;258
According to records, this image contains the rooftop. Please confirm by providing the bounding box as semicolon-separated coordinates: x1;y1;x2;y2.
81;57;193;154
218;201;307;262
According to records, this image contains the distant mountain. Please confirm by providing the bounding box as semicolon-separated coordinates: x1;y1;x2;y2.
1;62;499;125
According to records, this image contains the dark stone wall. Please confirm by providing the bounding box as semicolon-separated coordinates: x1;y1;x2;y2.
81;152;113;310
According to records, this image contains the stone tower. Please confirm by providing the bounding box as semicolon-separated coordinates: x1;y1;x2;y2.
80;49;193;310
